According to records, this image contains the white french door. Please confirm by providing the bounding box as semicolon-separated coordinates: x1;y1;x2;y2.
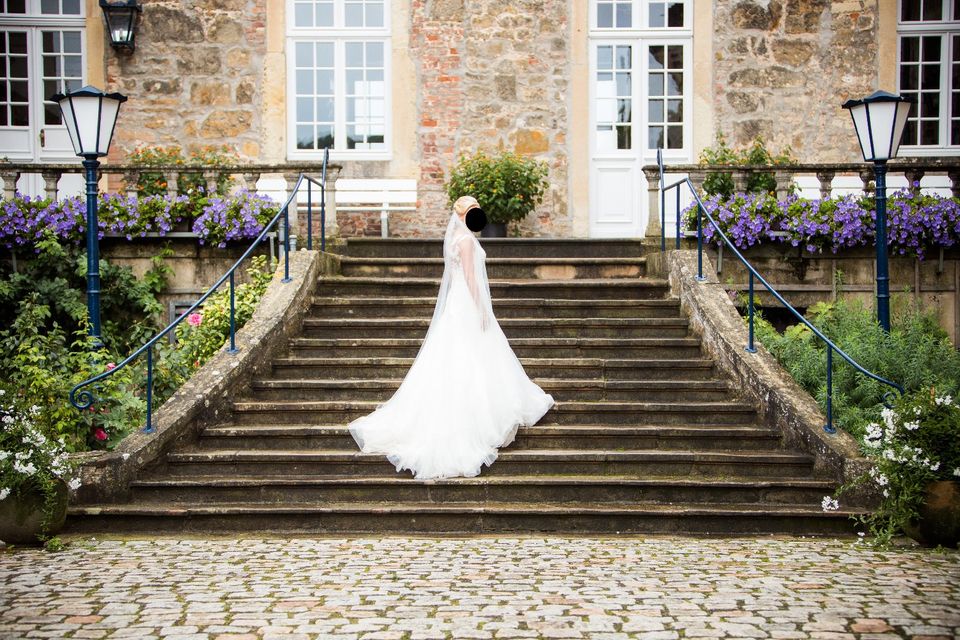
0;1;86;197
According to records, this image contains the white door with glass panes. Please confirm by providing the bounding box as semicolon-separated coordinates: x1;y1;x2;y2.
589;0;691;238
0;0;85;196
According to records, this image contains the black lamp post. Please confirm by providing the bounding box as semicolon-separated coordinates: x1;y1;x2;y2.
842;90;912;333
51;86;127;348
100;0;142;52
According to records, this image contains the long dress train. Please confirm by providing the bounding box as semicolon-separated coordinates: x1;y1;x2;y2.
348;212;555;479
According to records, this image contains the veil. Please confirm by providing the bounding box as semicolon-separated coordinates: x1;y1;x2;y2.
428;212;495;336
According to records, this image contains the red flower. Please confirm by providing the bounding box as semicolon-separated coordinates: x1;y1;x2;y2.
93;427;108;441
106;362;116;371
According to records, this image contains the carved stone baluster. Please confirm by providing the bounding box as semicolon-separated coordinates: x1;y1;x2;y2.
774;169;793;199
859;170;875;195
688;169;706;195
164;170;180;198
734;169;749;193
204;170;218;195
123;170;140;200
949;170;960;199
41;170;60;201
643;166;661;239
816;171;835;201
904;169;924;196
0;170;19;200
242;172;261;192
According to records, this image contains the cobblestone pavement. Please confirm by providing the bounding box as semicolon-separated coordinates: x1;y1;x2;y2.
1;536;958;639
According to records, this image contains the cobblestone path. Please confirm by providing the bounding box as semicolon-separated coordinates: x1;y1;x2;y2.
1;536;958;639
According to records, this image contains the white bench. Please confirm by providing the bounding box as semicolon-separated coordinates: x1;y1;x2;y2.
335;178;418;237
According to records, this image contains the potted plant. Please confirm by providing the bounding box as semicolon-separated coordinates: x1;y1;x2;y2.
0;391;81;545
446;150;549;238
824;387;960;547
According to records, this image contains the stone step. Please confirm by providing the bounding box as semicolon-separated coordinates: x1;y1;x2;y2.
196;424;783;452
339;256;648;280
269;357;719;381
228;400;758;426
66;502;858;535
340;238;648;259
162;449;813;478
299;317;691;340
310;297;683;319
287;337;704;359
126;474;834;506
316;277;670;300
246;378;731;403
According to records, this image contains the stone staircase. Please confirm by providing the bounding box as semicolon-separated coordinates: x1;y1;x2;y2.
68;238;858;535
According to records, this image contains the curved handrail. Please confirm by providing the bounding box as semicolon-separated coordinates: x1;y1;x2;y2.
70;149;331;433
657;149;903;433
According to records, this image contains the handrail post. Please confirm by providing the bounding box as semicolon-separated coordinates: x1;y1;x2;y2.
228;272;238;353
696;202;705;282
144;345;154;434
660;180;666;252
307;180;313;251
282;205;291;283
320;180;326;252
675;186;681;249
746;272;757;353
824;347;835;433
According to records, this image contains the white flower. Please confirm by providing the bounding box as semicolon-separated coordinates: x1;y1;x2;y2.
930;461;941;472
954;468;960;477
934;395;953;406
881;407;897;429
914;406;922;415
903;420;920;431
68;478;82;491
0;389;6;396
0;450;8;461
29;405;39;415
2;415;13;425
121;453;130;461
876;474;889;487
883;449;896;461
883;489;890;498
821;496;840;512
12;461;36;475
0;487;9;500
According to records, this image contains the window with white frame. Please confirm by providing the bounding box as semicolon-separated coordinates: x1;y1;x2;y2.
286;0;390;160
590;0;690;155
898;0;960;152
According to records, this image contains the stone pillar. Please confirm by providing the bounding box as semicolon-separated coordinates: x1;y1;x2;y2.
816;171;835;201
164;171;180;199
904;169;924;197
949;170;960;199
859;170;875;194
319;166;339;245
643;166;662;240
123;170;140;200
0;170;19;200
41;170;60;201
733;169;749;193
774;169;793;199
204;170;219;195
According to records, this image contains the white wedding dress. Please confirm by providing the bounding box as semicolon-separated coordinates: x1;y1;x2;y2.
348;212;555;479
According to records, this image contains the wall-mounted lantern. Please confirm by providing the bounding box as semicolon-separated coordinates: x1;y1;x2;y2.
100;0;142;52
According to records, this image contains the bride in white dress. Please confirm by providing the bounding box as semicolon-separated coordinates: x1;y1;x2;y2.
348;196;555;479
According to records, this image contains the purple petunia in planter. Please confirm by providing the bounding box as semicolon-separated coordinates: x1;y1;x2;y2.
685;189;960;260
0;190;279;251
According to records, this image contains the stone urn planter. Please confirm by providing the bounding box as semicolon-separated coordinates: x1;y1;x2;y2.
0;481;68;545
905;480;960;548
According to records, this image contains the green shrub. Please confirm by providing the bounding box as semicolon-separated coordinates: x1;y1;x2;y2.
446;150;549;225
128;145;238;198
697;133;795;198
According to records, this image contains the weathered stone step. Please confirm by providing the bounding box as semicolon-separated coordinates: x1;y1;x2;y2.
66;501;858;535
246;378;730;402
127;474;833;506
228;400;757;426
299;317;691;340
287;337;704;359
163;449;813;478
316;277;670;300
339;256;647;279
310;297;683;319
197;424;782;451
340;238;648;259
269;357;719;381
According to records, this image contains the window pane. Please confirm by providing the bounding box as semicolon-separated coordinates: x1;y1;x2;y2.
346;42;364;67
923;0;943;20
902;0;922;21
9;56;26;78
649;46;664;70
667;2;684;27
43;56;59;76
649;99;664;121
317;97;334;120
617;98;631;123
296;69;314;93
616;72;631;95
922;91;941;117
596;125;616;151
616;46;630;69
667;99;683;122
952;121;960;144
649;3;665;27
366;42;383;67
10;80;26;101
922;35;942;61
901;64;919;90
295;42;312;67
346;69;364;92
316;70;334;93
615;2;631;28
648;125;664;149
316;2;333;26
296;97;313;122
62;0;79;13
598;46;613;70
366;2;384;27
345;2;363;27
617;125;631;149
667;72;683;95
922;64;940;89
43;31;57;53
317;42;334;66
649;73;664;95
40;0;57;14
316;124;334;148
667;46;683;69
3;0;26;13
902;37;920;62
63;31;80;52
8;32;24;52
11;104;26;125
667;125;683;148
294;2;312;27
921;119;939;143
597;3;613;28
297;124;315;149
64;54;80;77
44;102;60;125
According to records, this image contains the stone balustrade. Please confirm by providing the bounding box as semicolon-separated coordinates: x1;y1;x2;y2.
642;158;960;238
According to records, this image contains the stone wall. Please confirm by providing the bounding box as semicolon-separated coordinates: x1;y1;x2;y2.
394;0;572;238
712;0;879;162
103;0;267;162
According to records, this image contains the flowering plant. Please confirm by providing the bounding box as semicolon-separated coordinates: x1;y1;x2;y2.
685;189;960;259
0;390;82;537
191;190;279;248
446;150;549;225
823;387;960;546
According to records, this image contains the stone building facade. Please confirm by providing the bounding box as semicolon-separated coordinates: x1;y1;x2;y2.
0;0;949;238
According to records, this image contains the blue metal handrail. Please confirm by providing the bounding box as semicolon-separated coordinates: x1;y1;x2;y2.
656;149;903;433
70;148;331;433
